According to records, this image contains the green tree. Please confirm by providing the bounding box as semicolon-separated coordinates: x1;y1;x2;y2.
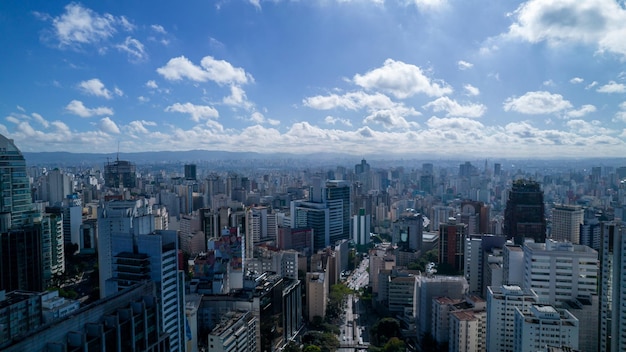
372;318;401;345
284;341;302;352
303;346;321;352
383;337;406;352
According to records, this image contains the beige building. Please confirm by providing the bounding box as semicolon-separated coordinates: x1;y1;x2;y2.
306;272;328;321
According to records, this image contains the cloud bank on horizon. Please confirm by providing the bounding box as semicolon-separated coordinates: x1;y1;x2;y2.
1;0;626;158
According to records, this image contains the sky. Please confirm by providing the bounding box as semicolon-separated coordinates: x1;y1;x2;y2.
1;0;626;158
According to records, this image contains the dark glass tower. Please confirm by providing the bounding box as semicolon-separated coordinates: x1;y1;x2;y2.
504;179;546;245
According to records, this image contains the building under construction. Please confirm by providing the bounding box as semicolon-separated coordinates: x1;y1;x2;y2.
104;159;137;188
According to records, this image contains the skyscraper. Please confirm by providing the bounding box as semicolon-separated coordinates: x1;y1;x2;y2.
550;204;584;243
504;179;546;245
439;218;467;273
0;135;33;228
599;221;626;352
104;158;137;188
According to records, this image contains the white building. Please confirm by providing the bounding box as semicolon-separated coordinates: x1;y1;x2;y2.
486;285;538;352
306;272;328;322
513;305;579;352
523;240;597;305
352;208;371;246
417;275;468;336
207;310;257;352
550;204;584;244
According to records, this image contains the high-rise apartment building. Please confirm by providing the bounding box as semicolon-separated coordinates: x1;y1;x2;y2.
439;218;467;273
599;221;626;352
486;285;538;352
551;204;584;243
504;179;546;245
393;210;423;252
523;240;597;305
513;305;579;351
353;208;371;246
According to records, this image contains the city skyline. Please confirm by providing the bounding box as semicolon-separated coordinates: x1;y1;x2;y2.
1;1;626;157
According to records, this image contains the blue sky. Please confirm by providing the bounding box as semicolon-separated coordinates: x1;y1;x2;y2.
1;0;626;158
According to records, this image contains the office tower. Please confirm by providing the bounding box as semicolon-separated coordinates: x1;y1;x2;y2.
494;163;501;176
439;218;467;273
355;158;370;174
502;244;524;286
352;208;371;246
581;215;602;250
0;135;33;228
109;230;185;352
504;179;546;245
325;180;351;245
419;174;434;195
185;163;197;181
388;274;418;319
523;240;597;305
393;210;423;252
97;198;155;298
276;227;313;254
599;221;626;352
551;204;584;243
486;285;538;352
104;158;137;188
5;282;171;351
513;305;579;351
207;310;257;352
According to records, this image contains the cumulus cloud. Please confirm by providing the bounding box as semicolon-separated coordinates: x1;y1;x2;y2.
507;0;626;58
363;109;418;129
406;0;448;11
78;78;112;99
223;85;253;109
250;111;280;126
464;84;480;96
44;3;132;48
566;104;596;118
503;91;572;115
116;36;146;61
99;117;120;134
146;80;158;89
325;115;353;127
597;81;626;93
65;100;113;117
31;113;49;128
458;60;474;70
566;119;611;135
353;59;452;99
423;97;487;118
586;81;598;89
165;102;219;122
157;55;253;85
569;77;584;84
425;116;485;131
126;120;156;135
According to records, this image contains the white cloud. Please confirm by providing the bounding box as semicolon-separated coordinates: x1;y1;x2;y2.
78;78;112;99
46;3;131;48
114;87;123;96
146;80;158;89
16;105;25;112
597;81;626;93
458;60;473;70
503;91;572;115
325;115;353;127
566;119;611;135
507;0;626;58
423;96;487;118
405;0;447;11
363;109;418;129
31;113;49;128
249;0;261;9
425;116;485;131
566;104;596;118
65;100;113;117
353;59;452;99
569;77;584;84
304;91;398;111
249;111;280;126
464;84;480;96
157;55;253;85
99;117;120;134
165;102;219;122
127;120;155;135
138;96;149;103
223;85;253;109
116;36;147;61
151;24;167;34
586;81;598;89
615;111;626;123
543;79;555;87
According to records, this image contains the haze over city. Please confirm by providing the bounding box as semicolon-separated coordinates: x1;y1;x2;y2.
2;0;626;157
